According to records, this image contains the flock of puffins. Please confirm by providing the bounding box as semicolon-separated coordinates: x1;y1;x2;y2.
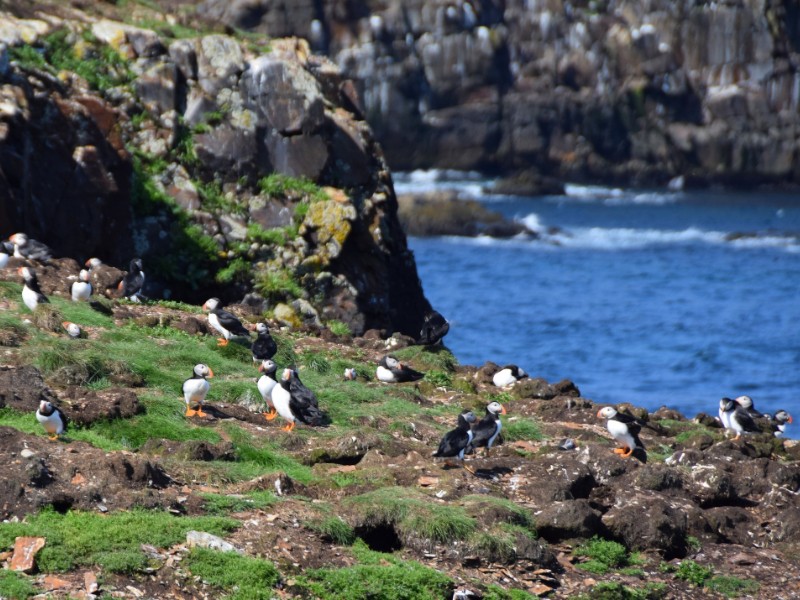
1;232;794;473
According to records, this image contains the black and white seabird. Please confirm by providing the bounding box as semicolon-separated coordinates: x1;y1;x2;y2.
202;297;251;347
71;269;93;302
257;359;279;420
418;309;449;345
433;410;478;473
36;400;68;440
0;241;12;268
62;321;82;339
492;365;528;387
344;367;357;381
597;406;646;461
270;368;326;432
719;398;760;440
9;233;53;261
183;364;213;417
118;258;145;302
770;410;793;437
19;267;49;311
85;257;103;270
376;356;425;383
251;322;277;362
718;397;735;432
734;395;765;419
469;401;507;456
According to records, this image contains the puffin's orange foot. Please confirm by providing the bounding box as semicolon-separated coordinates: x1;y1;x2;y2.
185;408;197;417
463;463;476;475
734;434;742;441
48;435;58;441
281;421;296;432
621;447;634;458
216;338;229;347
196;409;208;418
613;447;627;454
264;408;278;421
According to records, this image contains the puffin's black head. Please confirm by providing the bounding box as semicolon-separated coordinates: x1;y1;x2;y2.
258;359;277;374
774;410;793;425
720;398;736;412
1;240;12;254
38;400;54;415
486;401;506;416
202;297;221;312
193;364;214;379
460;411;477;425
735;395;753;409
256;322;269;334
130;258;143;273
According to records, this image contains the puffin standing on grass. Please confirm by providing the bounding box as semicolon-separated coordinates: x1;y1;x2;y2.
376;356;425;383
36;401;68;441
597;406;646;462
202;298;251;346
469;402;507;456
71;269;93;302
492;365;528;387
257;359;279;420
433;410;478;473
183;364;214;417
418;310;449;346
119;258;145;301
270;368;326;432
9;233;53;261
251;323;278;362
19;267;49;311
719;398;760;440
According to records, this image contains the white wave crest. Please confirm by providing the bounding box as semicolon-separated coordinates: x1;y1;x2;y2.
563;184;679;205
393;170;488;198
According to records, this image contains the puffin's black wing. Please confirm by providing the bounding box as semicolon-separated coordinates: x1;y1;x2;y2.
26;238;53;261
469;415;498;449
214;309;250;337
419;311;449;345
434;427;470;458
252;332;278;361
56;407;69;432
611;411;643;437
288;393;326;426
734;407;760;433
397;366;425;382
289;372;319;408
120;272;145;297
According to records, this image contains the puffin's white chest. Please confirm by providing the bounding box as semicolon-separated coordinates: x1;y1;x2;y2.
36;410;64;435
487;418;502;447
376;365;395;382
22;285;40;311
730;412;747;435
208;313;229;338
719;408;732;430
492;369;516;387
257;376;277;404
183;378;210;404
0;253;8;269
607;418;635;447
271;385;295;423
72;281;92;301
458;430;475;459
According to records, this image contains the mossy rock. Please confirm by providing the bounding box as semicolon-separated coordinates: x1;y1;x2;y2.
274;303;302;329
301;200;356;264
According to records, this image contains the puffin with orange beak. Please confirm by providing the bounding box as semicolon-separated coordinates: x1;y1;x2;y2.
202;297;250;347
19;266;49;311
183;364;214;417
597;406;646;462
376;356;424;383
469;401;507;456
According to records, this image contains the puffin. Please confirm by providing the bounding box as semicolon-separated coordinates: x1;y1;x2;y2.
71;269;93;302
118;258;145;301
85;257;103;270
770;410;793;437
492;365;528;387
251;322;277;362
202;297;251;346
0;240;11;268
433;410;478;473
734;395;765;419
182;364;214;417
36;400;68;440
257;359;279;420
270;368;326;431
344;367;357;381
469;401;507;456
418;309;449;345
62;321;82;339
718;397;735;432
9;233;52;261
376;356;425;383
19;266;49;311
719;398;760;440
597;406;646;461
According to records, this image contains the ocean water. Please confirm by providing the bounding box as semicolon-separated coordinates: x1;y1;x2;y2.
395;171;800;434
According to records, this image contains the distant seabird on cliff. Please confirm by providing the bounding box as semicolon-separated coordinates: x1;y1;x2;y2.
418;309;449;345
719;398;760;440
769;410;793;437
468;401;506;456
433;410;478;473
597;406;646;462
71;269;93;302
118;258;145;302
376;356;425;383
734;395;765;419
19;266;49;311
9;233;52;261
251;322;277;362
492;365;528;387
202;297;251;346
36;400;67;440
183;363;213;417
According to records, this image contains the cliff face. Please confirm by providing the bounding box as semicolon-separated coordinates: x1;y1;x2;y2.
0;11;430;336
205;0;800;187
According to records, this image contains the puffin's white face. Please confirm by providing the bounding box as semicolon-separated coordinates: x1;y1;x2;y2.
384;356;400;369
256;323;268;334
19;266;33;280
775;410;792;424
259;359;276;373
462;411;477;423
86;257;102;268
597;406;617;419
79;269;90;282
487;401;506;415
344;367;357;380
39;400;52;413
194;364;214;378
281;368;293;382
735;395;752;409
63;322;81;337
202;298;220;311
10;233;27;246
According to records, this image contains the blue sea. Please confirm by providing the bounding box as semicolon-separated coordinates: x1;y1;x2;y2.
395;171;800;435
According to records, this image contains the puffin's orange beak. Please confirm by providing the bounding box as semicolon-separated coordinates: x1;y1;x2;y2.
201;302;208;311
257;364;264;372
596;409;604;418
500;406;507;415
207;368;214;378
62;321;71;328
789;416;794;424
117;280;124;290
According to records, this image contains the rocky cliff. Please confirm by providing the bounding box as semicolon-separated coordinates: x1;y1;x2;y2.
0;6;430;336
204;0;800;188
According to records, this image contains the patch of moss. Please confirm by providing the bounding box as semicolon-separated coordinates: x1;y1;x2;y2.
0;570;36;600
184;548;280;600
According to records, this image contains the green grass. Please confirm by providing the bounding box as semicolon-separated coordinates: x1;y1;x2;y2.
293;540;452;600
200;491;277;516
0;509;238;574
0;570;36;600
575;581;667;600
258;174;327;202
183;548;280;600
707;575;759;597
483;586;537;600
574;537;642;575
674;559;714;586
392;345;457;372
306;515;356;545
327;320;352;337
502;418;544;442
